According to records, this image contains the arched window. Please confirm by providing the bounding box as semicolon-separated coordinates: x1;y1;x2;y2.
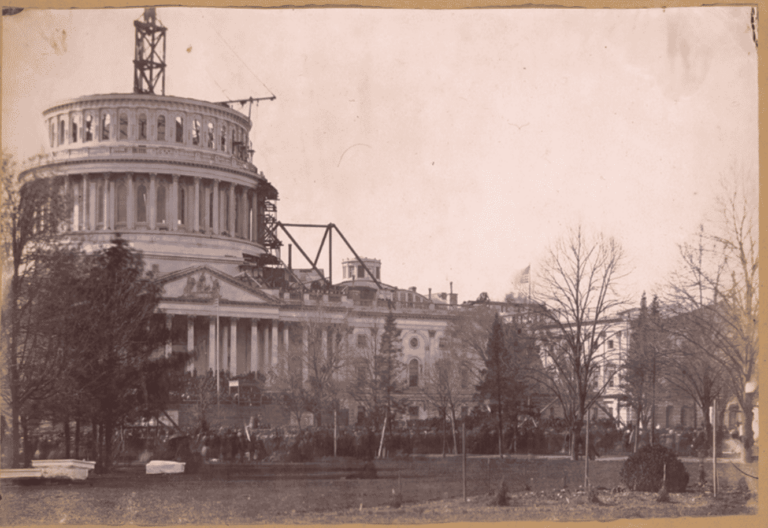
178;186;186;226
58;120;65;145
175;116;184;143
220;125;226;152
157;184;167;227
138;114;147;140
157;115;166;141
84;115;93;142
71;115;80;143
116;182;127;226
101;113;111;141
207;122;214;149
192;119;200;146
409;359;419;387
118;113;128;140
136;184;147;223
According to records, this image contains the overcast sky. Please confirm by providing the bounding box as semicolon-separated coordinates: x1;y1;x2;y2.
2;7;758;304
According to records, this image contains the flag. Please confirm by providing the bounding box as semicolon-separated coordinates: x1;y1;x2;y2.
518;265;531;284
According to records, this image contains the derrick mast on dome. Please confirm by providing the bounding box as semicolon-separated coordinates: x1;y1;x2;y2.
133;8;166;95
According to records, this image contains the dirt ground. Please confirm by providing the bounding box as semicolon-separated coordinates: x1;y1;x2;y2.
0;456;758;525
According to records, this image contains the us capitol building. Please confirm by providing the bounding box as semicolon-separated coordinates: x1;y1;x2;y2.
20;9;459;426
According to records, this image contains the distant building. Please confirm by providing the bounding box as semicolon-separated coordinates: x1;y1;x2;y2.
19;10;460;428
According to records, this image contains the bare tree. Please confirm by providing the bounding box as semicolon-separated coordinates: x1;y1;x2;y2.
443;305;497;389
1;154;74;467
420;348;475;455
346;312;406;435
533;226;628;460
665;174;758;461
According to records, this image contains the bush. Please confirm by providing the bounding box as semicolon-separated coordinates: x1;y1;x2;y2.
488;477;510;506
619;444;689;492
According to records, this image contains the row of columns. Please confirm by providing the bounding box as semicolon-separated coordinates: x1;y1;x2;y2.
166;315;347;382
66;173;261;241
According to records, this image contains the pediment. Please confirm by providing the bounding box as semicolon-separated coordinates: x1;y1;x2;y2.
159;267;276;304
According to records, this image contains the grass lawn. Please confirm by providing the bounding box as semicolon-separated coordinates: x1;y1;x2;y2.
0;455;757;525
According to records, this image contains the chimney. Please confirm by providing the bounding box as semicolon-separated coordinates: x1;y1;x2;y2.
450;293;457;306
428;288;432;300
410;287;417;292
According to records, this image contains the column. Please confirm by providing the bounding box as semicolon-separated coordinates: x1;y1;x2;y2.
171;174;179;231
271;320;279;369
427;330;436;367
164;314;173;357
62;177;70;231
283;325;290;355
126;172;135;229
229;318;238;376
250;191;258;242
321;328;328;357
212;179;219;235
251;319;260;374
103;174;110;230
107;175;115;230
229;184;236;236
208;317;217;373
221;322;229;375
302;326;309;380
193;177;201;233
149;173;157;229
88;176;96;230
71;178;78;231
263;321;270;369
187;317;195;373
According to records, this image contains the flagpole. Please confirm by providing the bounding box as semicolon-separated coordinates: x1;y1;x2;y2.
216;296;220;411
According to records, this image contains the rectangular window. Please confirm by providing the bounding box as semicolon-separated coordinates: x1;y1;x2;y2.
358;265;365;278
357;334;368;348
408;406;419;419
608;339;614;349
58;120;65;145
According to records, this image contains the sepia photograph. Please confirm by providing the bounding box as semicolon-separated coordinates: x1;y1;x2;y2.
0;4;760;524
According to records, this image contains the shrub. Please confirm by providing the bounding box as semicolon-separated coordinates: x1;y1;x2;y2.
619;444;689;492
488;477;510;506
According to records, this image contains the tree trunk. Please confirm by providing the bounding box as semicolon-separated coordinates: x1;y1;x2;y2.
104;420;113;471
11;399;21;468
634;407;641;453
64;419;71;458
21;415;31;467
74;420;80;459
740;395;754;463
441;410;446;457
450;409;458;455
497;406;504;459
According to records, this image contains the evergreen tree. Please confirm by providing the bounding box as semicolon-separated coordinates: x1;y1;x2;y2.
476;314;534;458
65;236;182;470
376;311;405;427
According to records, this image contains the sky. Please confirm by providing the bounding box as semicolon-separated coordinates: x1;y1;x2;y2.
2;7;759;304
